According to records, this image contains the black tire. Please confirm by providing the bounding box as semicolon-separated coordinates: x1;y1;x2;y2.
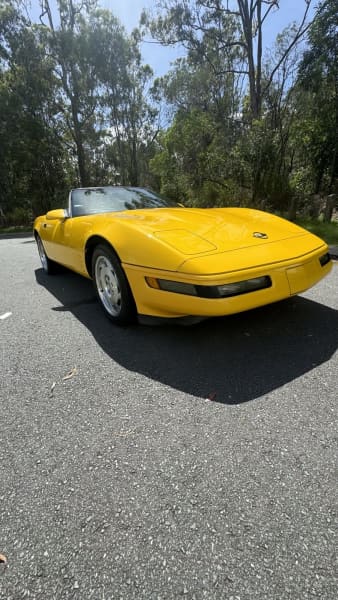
92;244;137;325
35;234;58;275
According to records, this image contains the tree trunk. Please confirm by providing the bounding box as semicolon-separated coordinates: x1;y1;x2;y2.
323;194;336;223
288;196;298;221
72;103;89;187
129;133;138;186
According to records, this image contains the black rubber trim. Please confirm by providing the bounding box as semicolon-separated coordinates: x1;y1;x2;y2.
319;252;331;267
138;315;205;326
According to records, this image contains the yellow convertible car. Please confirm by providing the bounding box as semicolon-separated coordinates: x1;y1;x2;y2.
34;186;332;324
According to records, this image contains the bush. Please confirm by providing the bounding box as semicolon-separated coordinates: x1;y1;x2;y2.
6;207;33;227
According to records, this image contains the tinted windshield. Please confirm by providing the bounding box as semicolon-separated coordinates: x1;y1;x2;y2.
71;187;175;217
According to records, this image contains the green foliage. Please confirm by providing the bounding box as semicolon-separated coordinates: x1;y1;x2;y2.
0;0;158;220
145;1;320;212
295;0;338;202
5;206;33;227
0;0;336;223
150;108;238;206
295;219;338;245
0;4;69;219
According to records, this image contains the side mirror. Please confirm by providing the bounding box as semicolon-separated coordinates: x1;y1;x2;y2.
46;209;68;221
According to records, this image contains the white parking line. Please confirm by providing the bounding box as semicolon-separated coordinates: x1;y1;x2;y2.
0;312;12;320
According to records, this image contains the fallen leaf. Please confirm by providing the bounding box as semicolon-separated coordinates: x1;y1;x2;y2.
0;312;12;321
207;392;217;401
63;367;78;381
114;428;136;437
0;553;7;564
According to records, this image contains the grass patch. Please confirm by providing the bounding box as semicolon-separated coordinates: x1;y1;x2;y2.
295;219;338;245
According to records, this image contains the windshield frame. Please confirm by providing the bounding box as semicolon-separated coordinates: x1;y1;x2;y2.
68;186;176;218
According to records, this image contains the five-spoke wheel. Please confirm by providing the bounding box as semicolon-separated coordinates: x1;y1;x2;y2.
92;245;136;324
35;234;57;274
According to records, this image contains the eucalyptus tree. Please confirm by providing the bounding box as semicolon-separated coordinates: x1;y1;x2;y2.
143;1;315;207
38;0;102;187
295;0;338;214
38;1;158;188
90;17;158;187
142;0;314;121
149;32;244;204
0;0;159;222
234;25;305;212
0;0;23;213
0;0;69;218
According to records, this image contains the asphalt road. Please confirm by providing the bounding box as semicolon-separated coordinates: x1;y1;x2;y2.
0;236;337;600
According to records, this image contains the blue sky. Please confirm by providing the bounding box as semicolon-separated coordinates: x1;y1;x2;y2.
31;0;316;76
102;0;316;75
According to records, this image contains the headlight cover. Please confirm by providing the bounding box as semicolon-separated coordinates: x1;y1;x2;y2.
145;275;272;298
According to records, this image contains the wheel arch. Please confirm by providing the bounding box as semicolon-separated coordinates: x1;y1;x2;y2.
85;235;121;277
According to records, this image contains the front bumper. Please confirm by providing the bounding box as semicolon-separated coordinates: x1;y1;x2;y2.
123;247;332;319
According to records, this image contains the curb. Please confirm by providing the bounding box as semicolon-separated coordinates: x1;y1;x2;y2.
329;246;338;260
0;232;33;239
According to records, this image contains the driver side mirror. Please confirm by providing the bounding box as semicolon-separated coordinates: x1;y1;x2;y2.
46;209;68;221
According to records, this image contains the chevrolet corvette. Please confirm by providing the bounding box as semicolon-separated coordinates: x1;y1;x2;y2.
34;186;332;324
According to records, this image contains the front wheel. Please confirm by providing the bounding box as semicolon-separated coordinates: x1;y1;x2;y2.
92;245;136;325
35;234;58;274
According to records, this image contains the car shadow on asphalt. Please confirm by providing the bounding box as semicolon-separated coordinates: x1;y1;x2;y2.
35;268;338;405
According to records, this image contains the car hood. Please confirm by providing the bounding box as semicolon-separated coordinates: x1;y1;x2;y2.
92;207;326;272
111;207;307;249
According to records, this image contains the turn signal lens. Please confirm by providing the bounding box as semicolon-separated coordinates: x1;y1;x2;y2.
145;276;160;289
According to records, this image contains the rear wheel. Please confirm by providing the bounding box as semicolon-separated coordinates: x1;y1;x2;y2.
35;234;58;274
92;245;136;325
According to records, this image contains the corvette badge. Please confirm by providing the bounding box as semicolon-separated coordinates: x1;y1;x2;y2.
253;232;268;239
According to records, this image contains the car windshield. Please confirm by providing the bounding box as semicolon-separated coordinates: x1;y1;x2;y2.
71;186;176;217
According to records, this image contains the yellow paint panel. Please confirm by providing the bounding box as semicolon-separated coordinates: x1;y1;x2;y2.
154;229;217;254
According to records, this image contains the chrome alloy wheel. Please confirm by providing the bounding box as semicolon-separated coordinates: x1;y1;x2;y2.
37;236;48;271
95;255;122;316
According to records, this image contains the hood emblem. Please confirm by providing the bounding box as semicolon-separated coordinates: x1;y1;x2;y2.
253;231;268;239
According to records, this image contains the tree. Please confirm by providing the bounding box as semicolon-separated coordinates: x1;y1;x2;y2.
93;22;158;187
39;0;101;187
142;0;313;120
148;14;309;210
295;0;338;217
149;37;244;204
141;1;317;209
0;1;69;219
38;1;158;189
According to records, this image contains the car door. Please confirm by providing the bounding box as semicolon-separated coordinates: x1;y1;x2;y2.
50;217;89;275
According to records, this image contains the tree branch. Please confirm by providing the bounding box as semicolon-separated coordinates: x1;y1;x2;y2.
261;1;278;26
262;1;312;97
